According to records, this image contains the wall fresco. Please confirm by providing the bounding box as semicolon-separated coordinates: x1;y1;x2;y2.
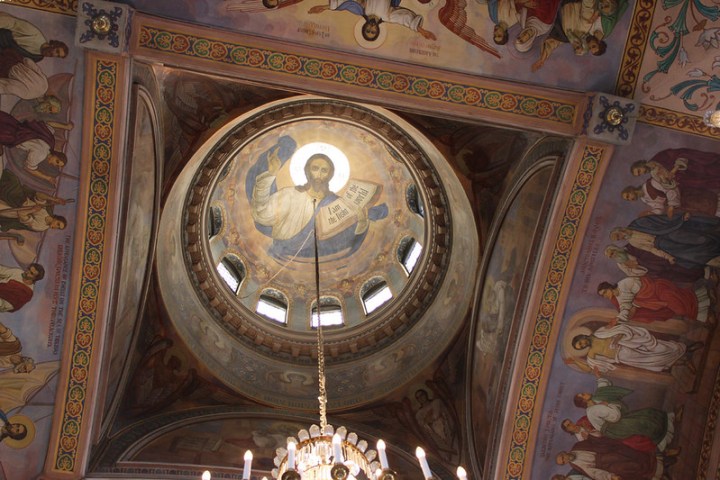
0;5;82;479
123;0;632;93
532;124;720;479
470;161;554;472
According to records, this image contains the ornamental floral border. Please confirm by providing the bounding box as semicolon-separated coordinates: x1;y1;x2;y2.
4;0;77;15
51;58;117;473
135;24;578;127
639;104;720;138
615;0;656;100
501;144;605;480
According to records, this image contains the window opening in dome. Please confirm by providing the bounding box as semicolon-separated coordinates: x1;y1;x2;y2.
406;184;424;217
361;279;392;315
217;255;245;294
311;297;344;328
398;237;423;275
257;289;288;324
208;206;223;238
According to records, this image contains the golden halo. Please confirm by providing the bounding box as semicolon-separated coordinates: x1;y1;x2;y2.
289;142;350;192
353;18;388;50
4;414;36;449
564;325;592;359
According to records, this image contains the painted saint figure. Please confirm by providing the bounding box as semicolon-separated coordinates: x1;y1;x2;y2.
0;54;48;100
532;0;625;71
0;169;69;235
621;180;720;218
561;417;657;454
0;12;68;62
555;435;658;480
631;148;720;191
249;138;387;261
604;243;705;283
0;408;27;444
596;276;710;323
610;213;720;270
0;262;43;313
487;0;561;53
0;111;68;185
570;324;690;373
308;0;436;42
573;377;677;452
0;322;35;373
414;389;457;453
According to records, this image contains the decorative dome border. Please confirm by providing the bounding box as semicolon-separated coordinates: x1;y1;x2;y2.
182;97;452;363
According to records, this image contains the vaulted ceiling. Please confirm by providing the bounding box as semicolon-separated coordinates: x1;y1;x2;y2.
0;1;718;480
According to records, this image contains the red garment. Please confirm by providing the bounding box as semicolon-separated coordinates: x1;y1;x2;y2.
0;279;33;312
610;276;698;322
649;148;720;190
0;110;55;149
527;0;561;24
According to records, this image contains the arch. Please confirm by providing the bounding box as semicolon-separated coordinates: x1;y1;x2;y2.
217;255;245;294
360;277;392;315
311;297;344;327
397;236;422;275
256;289;289;324
406;184;424;217
208;205;223;238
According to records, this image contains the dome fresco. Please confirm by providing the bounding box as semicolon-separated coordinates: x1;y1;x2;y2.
156;97;479;409
205;117;425;332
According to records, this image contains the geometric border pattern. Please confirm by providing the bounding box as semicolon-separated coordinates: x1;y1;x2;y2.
136;24;578;126
639;104;720;139
52;58;117;472
4;0;77;15
615;0;655;100
501;144;605;480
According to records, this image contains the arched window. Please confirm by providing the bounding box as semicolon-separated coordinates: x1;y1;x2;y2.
360;278;392;315
208;205;223;238
311;297;344;328
217;255;245;294
397;237;423;275
256;289;289;324
406;184;424;217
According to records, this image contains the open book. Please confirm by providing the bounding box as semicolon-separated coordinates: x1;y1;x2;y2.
316;179;382;239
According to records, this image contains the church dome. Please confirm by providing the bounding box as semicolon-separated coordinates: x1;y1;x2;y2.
156;96;478;409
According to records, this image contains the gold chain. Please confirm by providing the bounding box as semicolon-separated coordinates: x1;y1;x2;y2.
312;199;328;430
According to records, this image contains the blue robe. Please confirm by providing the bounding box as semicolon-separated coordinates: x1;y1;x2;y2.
629;213;720;269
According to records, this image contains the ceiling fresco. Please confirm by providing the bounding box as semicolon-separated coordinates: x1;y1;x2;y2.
0;5;83;480
517;125;720;479
0;1;719;480
205;117;422;331
119;0;632;93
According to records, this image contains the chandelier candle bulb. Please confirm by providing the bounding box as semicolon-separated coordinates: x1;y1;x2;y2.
287;441;296;470
333;433;344;463
243;450;253;480
415;447;433;479
377;440;389;469
456;466;467;480
202;471;211;480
